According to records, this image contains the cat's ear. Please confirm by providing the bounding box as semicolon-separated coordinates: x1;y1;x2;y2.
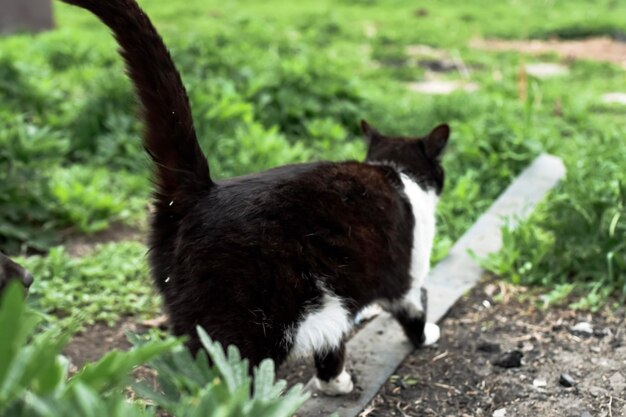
360;119;382;145
423;124;449;159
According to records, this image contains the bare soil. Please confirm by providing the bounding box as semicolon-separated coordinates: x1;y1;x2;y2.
63;318;145;369
362;281;626;417
471;37;626;68
63;280;626;417
62;223;143;257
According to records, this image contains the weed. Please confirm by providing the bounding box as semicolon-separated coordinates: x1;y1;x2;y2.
21;242;160;325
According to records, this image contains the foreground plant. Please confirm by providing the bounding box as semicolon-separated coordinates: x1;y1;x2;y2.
131;329;309;417
0;282;177;417
0;282;309;417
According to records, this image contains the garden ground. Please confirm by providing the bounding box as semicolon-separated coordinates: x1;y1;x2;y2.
2;0;625;415
62;278;626;417
361;280;626;417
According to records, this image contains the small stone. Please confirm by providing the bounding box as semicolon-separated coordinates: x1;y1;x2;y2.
533;378;547;388
559;373;576;387
493;408;507;417
570;322;594;336
395;378;408;389
593;327;609;338
609;372;625;392
552;323;565;332
493;350;523;368
477;340;501;354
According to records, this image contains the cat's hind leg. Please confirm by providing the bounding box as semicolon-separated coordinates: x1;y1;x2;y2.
289;289;354;396
391;287;440;347
308;341;354;396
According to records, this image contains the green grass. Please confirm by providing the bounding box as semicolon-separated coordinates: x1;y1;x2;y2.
21;242;160;325
0;0;625;323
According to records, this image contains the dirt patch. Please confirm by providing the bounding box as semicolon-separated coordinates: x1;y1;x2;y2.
362;281;626;417
63;317;148;369
61;281;626;417
471;37;626;68
62;223;144;257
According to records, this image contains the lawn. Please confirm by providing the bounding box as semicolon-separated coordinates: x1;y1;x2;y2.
0;0;625;415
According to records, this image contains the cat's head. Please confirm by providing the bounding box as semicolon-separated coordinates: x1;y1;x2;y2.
0;252;34;296
361;120;449;194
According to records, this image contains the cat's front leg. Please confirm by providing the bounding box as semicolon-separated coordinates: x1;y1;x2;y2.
391;287;440;347
308;341;354;396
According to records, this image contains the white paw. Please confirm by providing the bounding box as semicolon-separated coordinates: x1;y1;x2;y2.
354;303;383;324
308;369;354;396
423;322;440;346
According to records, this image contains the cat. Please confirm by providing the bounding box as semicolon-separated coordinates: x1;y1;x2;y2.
59;0;448;396
0;251;34;296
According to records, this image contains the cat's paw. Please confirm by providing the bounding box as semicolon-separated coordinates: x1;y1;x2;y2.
354;303;383;324
423;322;440;346
308;369;354;396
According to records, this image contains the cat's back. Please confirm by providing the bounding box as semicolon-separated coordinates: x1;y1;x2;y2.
199;160;404;230
158;159;412;298
169;160;410;277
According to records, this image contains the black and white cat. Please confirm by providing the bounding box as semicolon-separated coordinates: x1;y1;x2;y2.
60;0;448;396
0;251;33;296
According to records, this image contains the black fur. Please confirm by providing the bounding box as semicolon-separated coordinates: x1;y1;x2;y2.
0;252;33;295
59;0;449;385
315;342;346;382
393;288;429;346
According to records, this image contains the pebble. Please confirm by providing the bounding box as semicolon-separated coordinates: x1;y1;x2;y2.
395;378;408;389
559;373;576;387
593;327;610;338
533;378;547;388
589;385;607;397
609;372;625;392
477;340;501;354
570;321;593;336
493;408;507;417
493;350;524;368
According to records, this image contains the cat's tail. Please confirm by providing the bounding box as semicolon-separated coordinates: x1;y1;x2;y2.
59;0;213;208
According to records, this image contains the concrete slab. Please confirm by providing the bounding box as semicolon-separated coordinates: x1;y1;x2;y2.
524;63;569;79
296;154;566;417
407;80;479;95
601;92;626;105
